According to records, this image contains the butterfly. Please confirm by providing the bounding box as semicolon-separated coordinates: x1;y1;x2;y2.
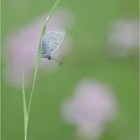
41;29;66;65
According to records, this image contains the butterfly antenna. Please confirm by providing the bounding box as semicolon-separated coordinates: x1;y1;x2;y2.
53;57;63;66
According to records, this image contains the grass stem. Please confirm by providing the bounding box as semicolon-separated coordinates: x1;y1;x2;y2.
21;0;61;140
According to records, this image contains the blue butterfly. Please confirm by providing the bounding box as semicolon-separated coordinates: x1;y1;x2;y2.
41;29;66;65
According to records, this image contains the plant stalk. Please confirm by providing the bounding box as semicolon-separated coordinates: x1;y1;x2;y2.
22;0;61;140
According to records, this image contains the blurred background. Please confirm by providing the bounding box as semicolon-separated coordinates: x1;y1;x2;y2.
1;0;139;140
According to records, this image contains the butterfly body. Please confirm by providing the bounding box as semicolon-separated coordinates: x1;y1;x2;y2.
41;29;66;61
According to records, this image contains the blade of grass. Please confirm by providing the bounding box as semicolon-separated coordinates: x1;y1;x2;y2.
22;70;28;140
22;1;62;140
27;0;61;115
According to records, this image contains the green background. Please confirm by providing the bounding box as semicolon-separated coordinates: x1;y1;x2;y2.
2;0;139;140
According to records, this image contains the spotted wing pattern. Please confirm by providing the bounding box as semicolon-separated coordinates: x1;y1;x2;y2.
41;29;66;58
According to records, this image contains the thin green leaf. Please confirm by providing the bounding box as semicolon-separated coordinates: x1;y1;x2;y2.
22;70;28;140
21;1;62;140
27;0;61;121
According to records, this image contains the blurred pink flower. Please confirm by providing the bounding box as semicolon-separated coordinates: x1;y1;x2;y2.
107;18;139;57
4;8;74;88
61;80;118;140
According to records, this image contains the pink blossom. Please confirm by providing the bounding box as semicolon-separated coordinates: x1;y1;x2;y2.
61;80;118;140
107;18;139;57
4;8;74;88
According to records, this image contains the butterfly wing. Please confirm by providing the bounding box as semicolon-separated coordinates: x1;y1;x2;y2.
41;29;66;58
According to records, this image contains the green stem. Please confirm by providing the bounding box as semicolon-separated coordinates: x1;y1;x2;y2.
27;55;40;116
45;0;61;24
22;70;28;140
27;0;61;116
22;1;61;140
